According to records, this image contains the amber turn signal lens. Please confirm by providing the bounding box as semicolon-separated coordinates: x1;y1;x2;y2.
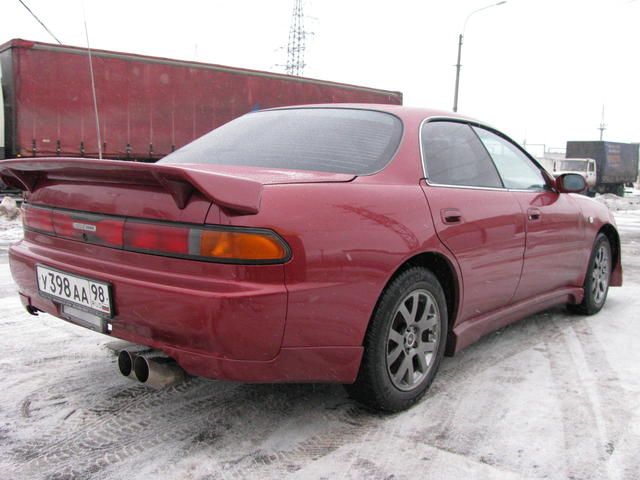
199;230;287;261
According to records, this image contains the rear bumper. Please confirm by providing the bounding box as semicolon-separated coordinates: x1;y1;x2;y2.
111;327;362;383
9;233;362;383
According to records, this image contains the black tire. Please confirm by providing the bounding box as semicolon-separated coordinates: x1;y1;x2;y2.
568;233;612;315
345;267;448;412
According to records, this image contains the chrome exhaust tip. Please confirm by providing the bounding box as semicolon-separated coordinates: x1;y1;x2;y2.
117;350;138;377
133;355;186;389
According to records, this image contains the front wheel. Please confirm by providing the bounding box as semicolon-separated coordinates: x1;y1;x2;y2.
569;233;612;315
345;267;447;412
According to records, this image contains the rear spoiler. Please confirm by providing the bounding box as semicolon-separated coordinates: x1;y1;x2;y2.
0;158;262;214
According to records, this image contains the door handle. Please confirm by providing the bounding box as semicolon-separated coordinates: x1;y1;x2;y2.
527;208;541;221
441;208;463;224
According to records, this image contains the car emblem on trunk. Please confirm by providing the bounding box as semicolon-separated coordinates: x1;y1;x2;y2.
72;222;97;232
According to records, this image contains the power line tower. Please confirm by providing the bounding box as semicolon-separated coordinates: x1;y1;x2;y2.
286;0;309;76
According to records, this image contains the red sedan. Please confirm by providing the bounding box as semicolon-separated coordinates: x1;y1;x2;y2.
0;105;622;411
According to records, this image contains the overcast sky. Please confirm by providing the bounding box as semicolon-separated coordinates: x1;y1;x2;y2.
4;0;639;154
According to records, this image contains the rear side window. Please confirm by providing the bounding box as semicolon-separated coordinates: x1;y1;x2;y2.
160;108;403;175
421;121;503;188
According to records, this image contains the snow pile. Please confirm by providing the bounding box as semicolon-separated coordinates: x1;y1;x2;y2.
0;220;22;252
594;193;640;211
0;196;19;220
0;199;23;254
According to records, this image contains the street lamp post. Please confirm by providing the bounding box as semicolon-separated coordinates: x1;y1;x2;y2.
453;1;507;112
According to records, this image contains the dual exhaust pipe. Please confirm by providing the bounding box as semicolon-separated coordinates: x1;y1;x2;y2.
118;350;186;389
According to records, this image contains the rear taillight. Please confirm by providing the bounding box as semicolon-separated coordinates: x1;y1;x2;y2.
124;221;289;263
22;205;54;233
22;204;290;264
124;221;190;255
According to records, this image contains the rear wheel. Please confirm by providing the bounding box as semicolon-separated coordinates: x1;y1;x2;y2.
345;267;447;412
569;233;612;315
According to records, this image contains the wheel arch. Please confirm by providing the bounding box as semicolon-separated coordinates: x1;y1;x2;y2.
368;251;461;357
599;223;622;287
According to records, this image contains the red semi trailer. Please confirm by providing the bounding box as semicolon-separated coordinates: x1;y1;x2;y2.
0;38;402;161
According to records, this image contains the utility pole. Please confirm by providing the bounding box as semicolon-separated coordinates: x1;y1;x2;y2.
598;105;607;141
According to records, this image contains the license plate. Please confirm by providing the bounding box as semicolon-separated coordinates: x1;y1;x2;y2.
36;265;113;318
62;304;106;333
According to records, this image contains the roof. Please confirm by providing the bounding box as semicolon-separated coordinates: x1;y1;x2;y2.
264;103;489;127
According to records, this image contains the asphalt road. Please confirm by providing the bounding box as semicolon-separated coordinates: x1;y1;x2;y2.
1;207;639;480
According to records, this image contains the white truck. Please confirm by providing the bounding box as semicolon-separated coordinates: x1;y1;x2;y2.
534;156;597;196
553;158;597;189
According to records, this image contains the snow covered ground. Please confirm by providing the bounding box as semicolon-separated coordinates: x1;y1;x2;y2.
595;192;640;212
0;217;22;256
1;196;639;480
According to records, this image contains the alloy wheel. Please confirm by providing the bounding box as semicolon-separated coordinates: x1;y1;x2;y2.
386;289;441;391
591;243;610;306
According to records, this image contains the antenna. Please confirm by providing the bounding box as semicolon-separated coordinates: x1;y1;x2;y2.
82;2;102;160
285;0;312;76
598;104;607;141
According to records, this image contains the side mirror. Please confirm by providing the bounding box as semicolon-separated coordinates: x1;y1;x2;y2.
556;173;587;193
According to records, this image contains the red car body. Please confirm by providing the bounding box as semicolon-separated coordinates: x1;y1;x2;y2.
1;105;622;384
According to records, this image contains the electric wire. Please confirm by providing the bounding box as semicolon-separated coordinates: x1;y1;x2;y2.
17;0;62;44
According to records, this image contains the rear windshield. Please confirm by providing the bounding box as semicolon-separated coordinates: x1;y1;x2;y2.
160;108;403;175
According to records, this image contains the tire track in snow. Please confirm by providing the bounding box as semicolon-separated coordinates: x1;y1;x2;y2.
570;316;640;479
8;370;381;479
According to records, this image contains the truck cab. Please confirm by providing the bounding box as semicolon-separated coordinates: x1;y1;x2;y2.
554;158;597;189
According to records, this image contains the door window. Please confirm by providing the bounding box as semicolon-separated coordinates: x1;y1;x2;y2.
421;121;503;188
473;127;546;190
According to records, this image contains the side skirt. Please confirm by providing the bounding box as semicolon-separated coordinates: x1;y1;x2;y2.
451;287;584;354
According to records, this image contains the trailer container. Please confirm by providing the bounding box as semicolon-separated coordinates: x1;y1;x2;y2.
0;38;402;161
